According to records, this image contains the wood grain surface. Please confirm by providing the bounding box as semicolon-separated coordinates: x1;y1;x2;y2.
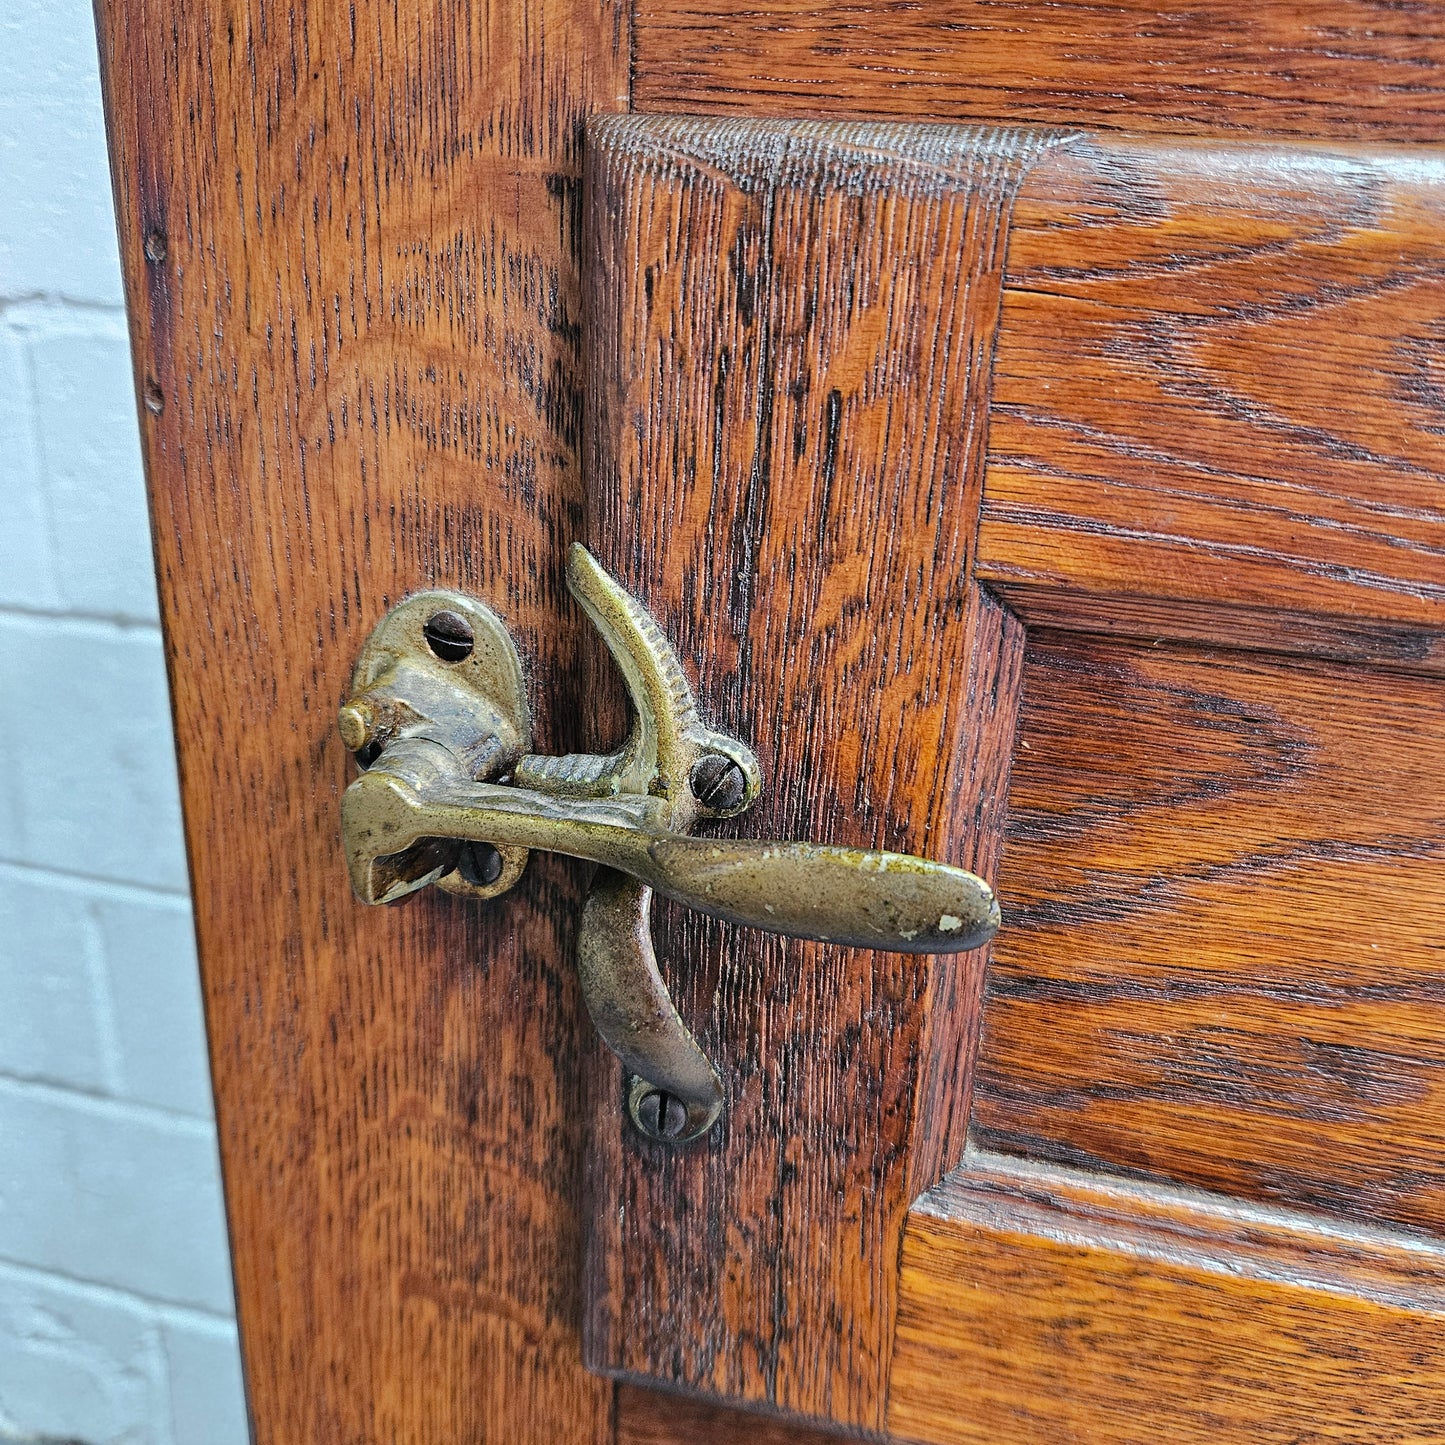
581;115;1054;1431
921;128;1445;1443
95;0;627;1440
618;1386;848;1445
632;0;1445;141
889;1152;1445;1444
978;136;1445;668
96;0;1445;1431
973;635;1445;1233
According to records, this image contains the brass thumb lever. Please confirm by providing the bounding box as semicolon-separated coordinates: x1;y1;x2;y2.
339;545;1000;1143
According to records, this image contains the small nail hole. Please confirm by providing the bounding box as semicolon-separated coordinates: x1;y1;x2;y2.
423;609;474;662
143;379;164;415
144;229;168;263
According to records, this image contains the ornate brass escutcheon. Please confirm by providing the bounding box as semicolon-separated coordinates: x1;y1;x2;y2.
338;545;1000;1144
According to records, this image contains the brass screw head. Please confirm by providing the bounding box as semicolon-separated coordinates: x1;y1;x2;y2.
456;841;504;887
689;753;748;813
633;1086;690;1142
423;609;475;662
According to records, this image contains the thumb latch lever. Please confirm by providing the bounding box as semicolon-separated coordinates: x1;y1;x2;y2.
339;545;1000;1144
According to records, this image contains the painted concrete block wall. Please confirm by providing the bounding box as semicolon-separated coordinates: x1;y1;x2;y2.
0;0;249;1439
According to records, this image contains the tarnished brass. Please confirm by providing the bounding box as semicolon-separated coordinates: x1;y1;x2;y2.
339;545;1001;1143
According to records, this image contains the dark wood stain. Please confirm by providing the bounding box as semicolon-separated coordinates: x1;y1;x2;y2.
632;0;1445;142
975;636;1445;1234
94;0;626;1439
978;136;1445;668
618;1385;850;1444
580;114;1053;1431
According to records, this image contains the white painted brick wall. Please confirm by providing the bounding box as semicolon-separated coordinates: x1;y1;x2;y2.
0;0;249;1439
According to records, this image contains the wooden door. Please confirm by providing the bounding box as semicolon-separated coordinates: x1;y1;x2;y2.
95;3;1445;1443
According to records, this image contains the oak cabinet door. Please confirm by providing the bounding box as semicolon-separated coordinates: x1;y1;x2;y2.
582;117;1445;1443
95;3;1445;1443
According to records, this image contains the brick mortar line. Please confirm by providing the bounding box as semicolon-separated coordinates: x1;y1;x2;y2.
0;1254;237;1331
0;603;161;633
0;294;129;320
0;1071;216;1131
0;858;190;901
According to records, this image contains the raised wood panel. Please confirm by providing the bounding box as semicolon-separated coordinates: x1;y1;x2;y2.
978;136;1445;667
926;127;1445;1444
633;1;1445;141
889;1152;1445;1445
581;115;1050;1431
95;0;626;1440
972;635;1445;1232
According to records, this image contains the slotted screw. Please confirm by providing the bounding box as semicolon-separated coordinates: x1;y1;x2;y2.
456;841;504;888
633;1086;689;1141
423;609;475;662
689;753;747;812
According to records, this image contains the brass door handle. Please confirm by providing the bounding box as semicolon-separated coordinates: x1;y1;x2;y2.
339;545;1000;1143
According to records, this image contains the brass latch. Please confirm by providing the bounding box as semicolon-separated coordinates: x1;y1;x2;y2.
338;546;1000;1143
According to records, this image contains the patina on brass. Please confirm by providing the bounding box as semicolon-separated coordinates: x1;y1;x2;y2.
339;544;1001;1143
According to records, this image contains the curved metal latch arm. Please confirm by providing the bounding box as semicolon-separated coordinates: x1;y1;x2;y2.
338;545;1000;1143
